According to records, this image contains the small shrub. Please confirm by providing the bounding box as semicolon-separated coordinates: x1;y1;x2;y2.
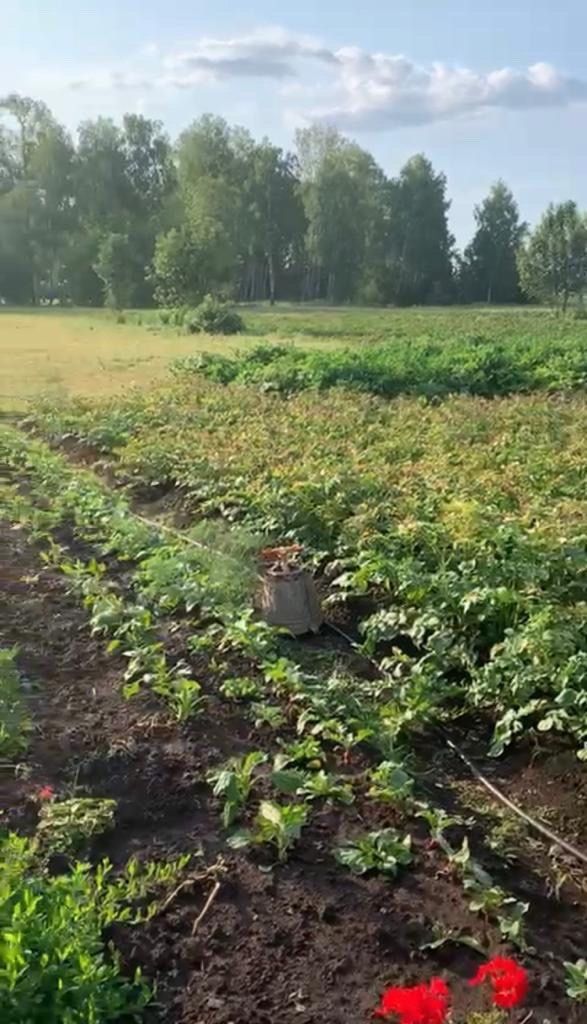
185;295;243;336
0;832;189;1024
37;797;117;854
115;312;126;324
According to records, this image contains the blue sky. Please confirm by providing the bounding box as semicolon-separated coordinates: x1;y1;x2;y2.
2;0;586;245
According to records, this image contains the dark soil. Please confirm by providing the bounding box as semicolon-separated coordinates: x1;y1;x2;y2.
1;520;587;1024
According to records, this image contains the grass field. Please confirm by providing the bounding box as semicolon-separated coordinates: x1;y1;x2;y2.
0;303;577;411
0;309;247;411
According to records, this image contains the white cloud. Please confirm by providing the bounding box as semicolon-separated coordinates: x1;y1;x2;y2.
163;26;335;84
318;52;587;129
56;26;587;130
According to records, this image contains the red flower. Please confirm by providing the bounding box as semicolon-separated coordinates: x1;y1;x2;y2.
374;978;450;1024
470;956;528;1009
37;785;55;801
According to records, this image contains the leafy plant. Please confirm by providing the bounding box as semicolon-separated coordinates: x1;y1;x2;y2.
208;751;267;828
270;767;354;805
276;736;324;768
37;798;117;854
248;702;287;730
0;646;31;759
219;676;262;702
467;883;529;948
0;833;189;1024
336;828;413;876
229;801;308;861
368;760;414;804
153;675;206;722
564;959;587;1001
298;770;354;805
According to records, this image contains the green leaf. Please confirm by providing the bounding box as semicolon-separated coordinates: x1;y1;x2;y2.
270;769;305;794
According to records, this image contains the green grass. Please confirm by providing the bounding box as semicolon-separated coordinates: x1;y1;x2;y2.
2;304;578;412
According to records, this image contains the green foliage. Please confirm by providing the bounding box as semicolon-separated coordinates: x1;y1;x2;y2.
219;676;262;701
0;647;31;759
0;832;188;1024
229;800;308;861
153;675;206;722
248;702;287;730
37;798;117;854
13;361;587;761
519;201;587;310
367;760;415;804
335;828;413;876
93;233;139;310
208;751;267;828
564;959;587;1001
297;770;354;804
460;181;526;304
173;329;587;399
185;295;243;335
384;154;454;305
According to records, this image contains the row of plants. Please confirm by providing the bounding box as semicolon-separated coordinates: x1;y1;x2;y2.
0;647;31;761
171;330;587;398
3;428;587;1020
24;381;587;760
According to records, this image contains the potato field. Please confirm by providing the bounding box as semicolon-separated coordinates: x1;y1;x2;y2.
1;306;587;1024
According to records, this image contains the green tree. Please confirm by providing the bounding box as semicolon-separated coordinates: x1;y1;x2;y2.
239;140;305;303
462;182;526;303
0;95;74;303
74;115;174;305
94;232;143;309
384;154;454;306
518;201;587;311
297;125;385;303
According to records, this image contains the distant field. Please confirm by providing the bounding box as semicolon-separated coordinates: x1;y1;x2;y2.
0;303;576;411
0;309;250;411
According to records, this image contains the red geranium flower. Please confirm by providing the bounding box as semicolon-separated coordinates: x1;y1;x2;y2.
374;978;450;1024
470;956;528;1009
37;785;55;801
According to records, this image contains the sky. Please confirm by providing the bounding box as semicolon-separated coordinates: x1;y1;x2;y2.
1;0;586;246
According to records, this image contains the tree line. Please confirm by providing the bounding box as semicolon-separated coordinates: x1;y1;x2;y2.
1;93;586;310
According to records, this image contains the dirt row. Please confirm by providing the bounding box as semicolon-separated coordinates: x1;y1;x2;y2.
1;519;586;1023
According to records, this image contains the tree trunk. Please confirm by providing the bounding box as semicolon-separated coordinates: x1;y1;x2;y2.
268;250;276;306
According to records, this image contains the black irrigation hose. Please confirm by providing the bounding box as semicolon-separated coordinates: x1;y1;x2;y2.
325;621;587;869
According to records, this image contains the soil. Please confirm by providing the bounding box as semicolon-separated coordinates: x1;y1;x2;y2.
1;519;587;1024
